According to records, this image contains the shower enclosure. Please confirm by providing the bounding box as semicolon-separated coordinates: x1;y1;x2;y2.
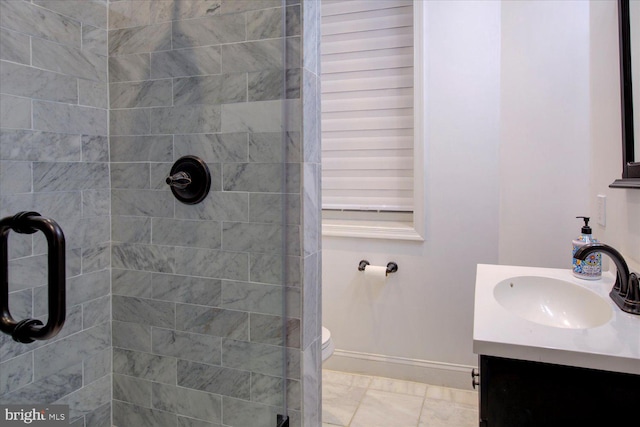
0;1;321;426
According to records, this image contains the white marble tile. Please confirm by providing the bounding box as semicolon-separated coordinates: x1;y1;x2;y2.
369;376;428;397
109;23;172;56
33;101;108;136
34;0;107;29
108;0;151;29
323;370;372;388
173;14;245;49
0;1;81;48
424;385;479;409
32;37;107;82
322;370;480;427
350;389;424;427
418;398;479;427
321;382;367;426
0;94;31;129
1;62;78;104
151;46;221;78
0;27;30;65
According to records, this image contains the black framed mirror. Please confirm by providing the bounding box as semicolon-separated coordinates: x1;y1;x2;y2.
611;0;640;188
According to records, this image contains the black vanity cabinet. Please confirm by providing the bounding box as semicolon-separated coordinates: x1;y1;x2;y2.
478;355;640;427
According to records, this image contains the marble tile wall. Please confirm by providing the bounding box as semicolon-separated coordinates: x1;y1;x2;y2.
108;0;318;426
0;1;111;426
299;0;323;425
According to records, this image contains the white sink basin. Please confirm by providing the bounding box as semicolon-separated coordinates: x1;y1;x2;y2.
493;276;612;329
475;264;640;375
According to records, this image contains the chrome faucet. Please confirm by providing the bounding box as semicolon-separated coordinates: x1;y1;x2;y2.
574;243;640;315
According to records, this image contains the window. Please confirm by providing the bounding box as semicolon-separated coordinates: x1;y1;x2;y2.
320;0;424;240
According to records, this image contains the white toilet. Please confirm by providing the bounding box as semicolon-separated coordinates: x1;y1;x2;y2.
321;326;335;362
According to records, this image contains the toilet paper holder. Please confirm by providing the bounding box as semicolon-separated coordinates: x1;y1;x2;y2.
358;260;398;275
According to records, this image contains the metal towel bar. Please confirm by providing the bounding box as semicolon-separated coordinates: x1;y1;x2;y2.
0;211;66;343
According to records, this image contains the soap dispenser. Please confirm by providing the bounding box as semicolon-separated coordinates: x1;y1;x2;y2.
572;216;601;280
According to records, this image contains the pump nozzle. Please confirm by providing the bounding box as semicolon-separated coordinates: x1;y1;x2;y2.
576;216;592;234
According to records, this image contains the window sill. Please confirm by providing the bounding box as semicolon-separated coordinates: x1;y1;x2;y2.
322;219;424;241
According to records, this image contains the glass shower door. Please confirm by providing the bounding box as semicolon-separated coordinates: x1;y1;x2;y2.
0;1;302;426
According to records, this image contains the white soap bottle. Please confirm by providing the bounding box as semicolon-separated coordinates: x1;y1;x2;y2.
572;216;601;280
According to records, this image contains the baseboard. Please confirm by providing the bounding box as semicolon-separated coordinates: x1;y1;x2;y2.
323;349;477;391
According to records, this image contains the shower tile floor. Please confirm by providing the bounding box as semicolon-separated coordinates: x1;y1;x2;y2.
322;370;478;427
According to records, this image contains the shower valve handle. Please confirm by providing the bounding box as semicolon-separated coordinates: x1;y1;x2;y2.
166;171;192;189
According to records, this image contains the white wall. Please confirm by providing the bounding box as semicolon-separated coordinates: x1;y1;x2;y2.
589;0;640;273
323;1;502;383
499;0;590;267
323;0;634;387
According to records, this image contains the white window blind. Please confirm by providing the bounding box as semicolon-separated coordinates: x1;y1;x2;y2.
321;0;414;212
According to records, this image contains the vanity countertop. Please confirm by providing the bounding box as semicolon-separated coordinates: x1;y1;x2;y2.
473;264;640;375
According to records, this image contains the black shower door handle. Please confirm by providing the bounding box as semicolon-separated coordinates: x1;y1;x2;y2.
0;211;66;343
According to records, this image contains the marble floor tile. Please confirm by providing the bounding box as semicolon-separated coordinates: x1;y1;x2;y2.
369;377;428;397
321;370;372;426
322;370;372;388
322;370;478;427
424;384;479;409
350;389;424;427
418;399;478;427
321;381;368;426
